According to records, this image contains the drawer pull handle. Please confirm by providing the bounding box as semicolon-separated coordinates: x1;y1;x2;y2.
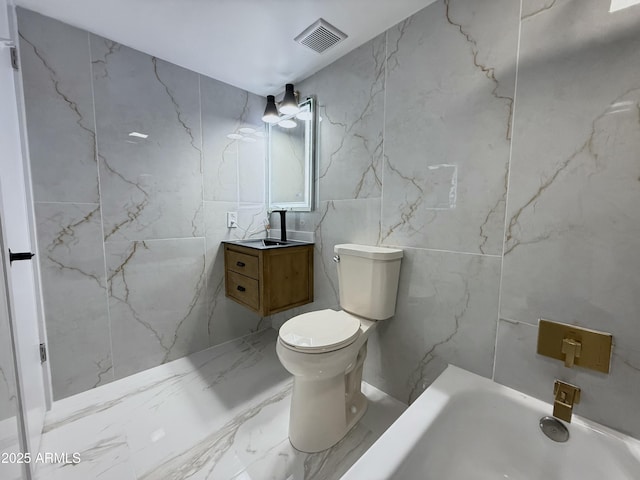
237;285;246;292
236;261;245;267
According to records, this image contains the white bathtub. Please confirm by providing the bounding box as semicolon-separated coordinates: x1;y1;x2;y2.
342;365;640;479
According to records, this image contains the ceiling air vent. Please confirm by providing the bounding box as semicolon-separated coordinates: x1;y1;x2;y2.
294;18;348;54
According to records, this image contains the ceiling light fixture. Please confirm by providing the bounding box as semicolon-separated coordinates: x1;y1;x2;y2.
262;95;280;124
279;84;300;115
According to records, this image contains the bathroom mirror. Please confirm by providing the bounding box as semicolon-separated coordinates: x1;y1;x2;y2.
267;96;317;212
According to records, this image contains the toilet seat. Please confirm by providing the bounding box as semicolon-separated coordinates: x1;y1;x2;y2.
279;309;361;353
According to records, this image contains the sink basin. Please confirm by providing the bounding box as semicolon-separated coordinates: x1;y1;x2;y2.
261;239;291;246
223;238;313;250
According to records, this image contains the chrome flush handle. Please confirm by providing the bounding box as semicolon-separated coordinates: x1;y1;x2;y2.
333;255;340;263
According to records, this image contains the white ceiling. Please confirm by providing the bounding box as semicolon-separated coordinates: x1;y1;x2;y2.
15;0;435;97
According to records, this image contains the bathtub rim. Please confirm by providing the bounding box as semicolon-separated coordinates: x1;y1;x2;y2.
340;365;640;480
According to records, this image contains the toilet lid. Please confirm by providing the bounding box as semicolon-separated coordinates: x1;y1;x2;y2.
279;309;362;353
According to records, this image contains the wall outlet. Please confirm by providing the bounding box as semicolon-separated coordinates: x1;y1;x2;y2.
226;211;238;228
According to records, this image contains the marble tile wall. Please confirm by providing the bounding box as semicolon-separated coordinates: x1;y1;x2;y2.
280;0;519;405
18;9;268;400
269;35;388;328
282;0;640;438
495;0;640;437
382;0;518;256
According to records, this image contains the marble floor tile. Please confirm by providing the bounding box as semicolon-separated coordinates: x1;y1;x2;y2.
36;329;406;480
36;422;135;480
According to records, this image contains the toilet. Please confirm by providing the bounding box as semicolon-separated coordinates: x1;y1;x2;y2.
276;243;403;453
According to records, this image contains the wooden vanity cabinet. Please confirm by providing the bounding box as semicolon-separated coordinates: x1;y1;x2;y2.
224;243;314;316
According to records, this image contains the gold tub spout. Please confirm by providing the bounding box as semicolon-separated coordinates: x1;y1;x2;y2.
553;380;581;423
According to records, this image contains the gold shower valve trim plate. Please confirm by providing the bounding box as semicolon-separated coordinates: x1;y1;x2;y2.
537;319;612;374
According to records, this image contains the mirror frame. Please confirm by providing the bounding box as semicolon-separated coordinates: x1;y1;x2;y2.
267;96;317;212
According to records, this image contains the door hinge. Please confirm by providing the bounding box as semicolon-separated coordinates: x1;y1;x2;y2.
39;343;47;363
10;46;18;70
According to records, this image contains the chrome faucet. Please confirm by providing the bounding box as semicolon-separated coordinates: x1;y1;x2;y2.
553;380;581;423
271;209;287;242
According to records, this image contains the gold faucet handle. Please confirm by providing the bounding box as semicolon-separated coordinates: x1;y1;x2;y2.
561;337;582;368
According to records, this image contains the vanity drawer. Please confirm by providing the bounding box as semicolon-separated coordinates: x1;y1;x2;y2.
223;241;313;316
226;249;259;278
226;271;260;310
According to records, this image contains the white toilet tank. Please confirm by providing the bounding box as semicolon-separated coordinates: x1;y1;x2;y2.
334;244;403;320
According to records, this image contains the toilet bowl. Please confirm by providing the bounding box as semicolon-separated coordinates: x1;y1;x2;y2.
277;310;375;452
276;244;403;453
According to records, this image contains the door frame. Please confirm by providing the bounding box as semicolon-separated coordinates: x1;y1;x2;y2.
0;188;30;480
2;0;52;410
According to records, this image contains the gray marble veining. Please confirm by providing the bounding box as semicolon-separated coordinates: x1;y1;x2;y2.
18;0;640;442
496;0;640;437
365;247;501;404
313;199;382;308
42;338;262;435
201;76;265;203
34;203;112;399
106;238;207;379
290;0;640;439
381;0;519;255
297;34;385;202
34;330;405;480
18;9;268;399
91;35;203;242
18;8;98;204
230;423;376;480
139;384;293;480
204;202;267;346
